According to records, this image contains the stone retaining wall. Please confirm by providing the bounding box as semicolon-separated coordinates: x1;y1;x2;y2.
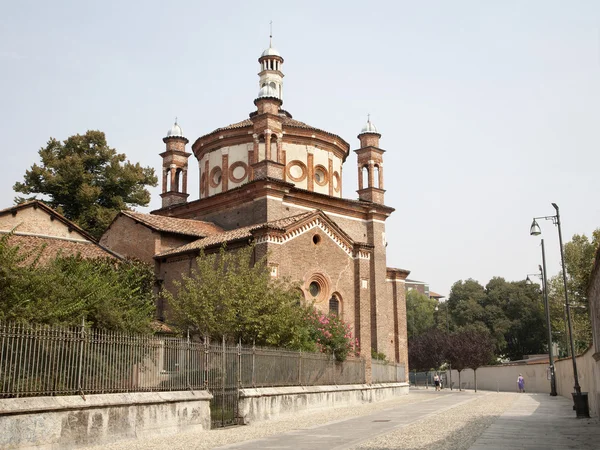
0;391;212;449
238;382;409;424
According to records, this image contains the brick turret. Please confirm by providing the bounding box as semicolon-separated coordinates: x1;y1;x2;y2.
355;117;385;204
160;119;190;208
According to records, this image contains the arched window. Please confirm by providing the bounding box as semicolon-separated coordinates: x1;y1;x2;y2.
361;165;369;189
329;295;340;315
165;168;172;192
373;165;380;188
174;168;182;193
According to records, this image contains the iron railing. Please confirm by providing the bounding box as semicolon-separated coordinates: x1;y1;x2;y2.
0;321;370;399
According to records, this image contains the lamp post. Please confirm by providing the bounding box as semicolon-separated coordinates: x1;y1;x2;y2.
530;203;588;417
526;242;557;397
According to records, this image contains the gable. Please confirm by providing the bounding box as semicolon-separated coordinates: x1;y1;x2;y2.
0;204;89;241
255;213;370;260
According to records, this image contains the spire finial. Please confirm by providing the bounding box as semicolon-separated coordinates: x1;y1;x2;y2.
175;116;178;125
367;113;371;123
269;21;273;47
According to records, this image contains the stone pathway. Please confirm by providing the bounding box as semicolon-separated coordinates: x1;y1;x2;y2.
216;391;485;449
470;393;600;449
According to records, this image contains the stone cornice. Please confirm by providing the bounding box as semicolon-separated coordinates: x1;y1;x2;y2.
152;178;394;223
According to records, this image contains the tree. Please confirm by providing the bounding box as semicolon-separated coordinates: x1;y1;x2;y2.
408;328;448;387
163;245;318;350
14;131;157;238
0;234;156;332
447;277;546;360
461;329;495;392
406;289;437;339
546;230;599;355
446;332;469;391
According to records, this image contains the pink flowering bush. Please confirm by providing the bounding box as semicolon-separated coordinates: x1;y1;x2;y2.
305;308;359;361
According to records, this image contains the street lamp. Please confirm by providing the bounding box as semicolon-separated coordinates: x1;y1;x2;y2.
526;254;557;396
530;203;589;417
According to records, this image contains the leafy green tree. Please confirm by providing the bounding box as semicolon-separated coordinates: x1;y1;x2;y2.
447;279;486;328
0;235;156;332
14;130;157;238
406;289;437;339
546;230;599;355
447;277;546;360
163;245;317;350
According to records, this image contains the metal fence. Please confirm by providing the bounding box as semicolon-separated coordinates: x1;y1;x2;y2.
0;321;368;399
371;358;406;383
409;370;449;388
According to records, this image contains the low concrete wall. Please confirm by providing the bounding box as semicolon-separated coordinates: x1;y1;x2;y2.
554;346;600;417
0;391;212;450
238;382;409;424
448;363;552;393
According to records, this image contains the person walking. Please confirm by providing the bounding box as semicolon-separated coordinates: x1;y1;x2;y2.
434;373;440;391
517;373;525;393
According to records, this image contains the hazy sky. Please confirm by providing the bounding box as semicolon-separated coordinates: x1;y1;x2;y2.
2;1;599;297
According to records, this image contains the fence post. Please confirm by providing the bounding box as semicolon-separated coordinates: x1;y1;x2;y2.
251;340;256;388
237;338;242;423
298;349;302;386
221;335;226;426
204;336;209;390
332;351;335;385
77;317;86;400
187;329;193;393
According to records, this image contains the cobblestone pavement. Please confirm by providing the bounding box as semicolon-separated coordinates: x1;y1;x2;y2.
84;389;600;450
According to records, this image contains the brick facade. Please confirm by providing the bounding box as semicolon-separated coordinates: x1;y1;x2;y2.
101;43;411;368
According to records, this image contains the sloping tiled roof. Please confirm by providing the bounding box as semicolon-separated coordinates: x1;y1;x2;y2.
3;234;118;266
207;116;345;143
429;291;445;299
122;211;224;238
156;211;315;257
0;201;98;243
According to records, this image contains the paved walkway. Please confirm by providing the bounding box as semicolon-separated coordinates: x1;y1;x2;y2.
470;393;600;449
216;390;600;450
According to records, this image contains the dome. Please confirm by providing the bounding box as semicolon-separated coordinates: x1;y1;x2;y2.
257;84;279;99
359;118;379;134
166;121;184;138
261;47;281;57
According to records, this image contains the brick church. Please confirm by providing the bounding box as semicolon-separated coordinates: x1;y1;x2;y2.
101;39;410;368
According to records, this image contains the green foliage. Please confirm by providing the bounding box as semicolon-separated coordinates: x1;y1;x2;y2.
545;230;599;356
13;130;157;238
0;233;155;332
406;289;437;339
306;309;358;361
164;245;317;350
447;277;546;360
371;349;388;361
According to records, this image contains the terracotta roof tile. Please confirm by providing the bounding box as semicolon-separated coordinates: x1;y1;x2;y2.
156;211;315;257
4;234;118;266
207;116;346;144
123;211;224;238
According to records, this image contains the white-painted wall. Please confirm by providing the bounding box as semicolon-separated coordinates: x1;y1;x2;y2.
448;363;552;393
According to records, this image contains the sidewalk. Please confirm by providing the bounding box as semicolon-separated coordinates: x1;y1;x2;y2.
216;391;600;450
469;393;600;449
